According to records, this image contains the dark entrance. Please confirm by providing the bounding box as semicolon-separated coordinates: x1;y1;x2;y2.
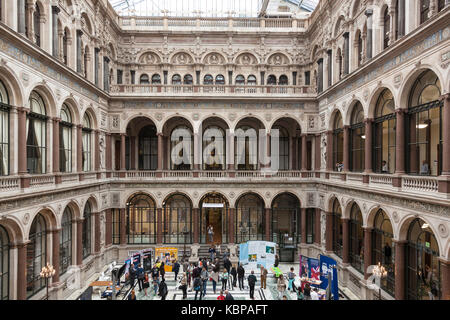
200;193;228;244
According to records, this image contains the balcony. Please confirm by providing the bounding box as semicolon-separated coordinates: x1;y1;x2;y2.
109;84;315;98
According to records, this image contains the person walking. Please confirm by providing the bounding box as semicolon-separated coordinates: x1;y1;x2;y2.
173;260;180;281
193;276;203;300
217;290;225;300
187;263;193;289
223;256;231;273
237;263;245;290
260;266;268;290
247;270;257;300
136;263;145;291
287;267;296;292
128;264;137;289
159;261;166;281
201;266;209;298
277;276;287;300
158;278;168;300
230;265;237;288
221;270;229;291
208;244;216;261
179;273;188;299
211;269;219;294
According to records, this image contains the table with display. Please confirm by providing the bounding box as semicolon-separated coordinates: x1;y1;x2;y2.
298;277;327;300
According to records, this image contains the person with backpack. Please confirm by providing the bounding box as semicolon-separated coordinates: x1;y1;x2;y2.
200;266;209;298
237;263;245;290
158;278;168;300
221;270;229;291
173;260;180;281
136;263;145;291
247;270;257;300
287;267;296;292
193;276;203;300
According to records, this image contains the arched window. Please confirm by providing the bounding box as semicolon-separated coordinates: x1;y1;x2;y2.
0;225;9;300
279;75;288;85
27;91;47;174
33;3;41;47
203;126;226;170
0;80;9;176
406;218;441;300
372;210;395;296
237;194;265;243
273;126;289;170
235;125;258;171
82;202;92;259
127;194;157;244
374;89;396;174
333;112;344;171
247;75;257;85
138;125;157;170
215;74;225;85
27;214;47;298
349;203;364;274
60;207;72;275
60;104;72;173
171;74;182;85
203;74;213;85
235;75;245;85
163;194;192;244
407;70;442;176
267;75;277;85
151;74;161;84
350;102;365;172
183;74;193;85
271;194;300;245
383;7;390;49
139;74;149;85
82;114;92;172
420;0;430;24
170;126;193;170
331;199;343;258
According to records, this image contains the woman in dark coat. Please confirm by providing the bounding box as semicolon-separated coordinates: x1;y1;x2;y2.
159;262;165;280
158;278;168;300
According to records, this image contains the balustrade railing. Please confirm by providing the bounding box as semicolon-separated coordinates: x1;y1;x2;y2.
30;175;55;188
402;176;439;193
346;173;364;184
0;176;20;192
369;174;393;187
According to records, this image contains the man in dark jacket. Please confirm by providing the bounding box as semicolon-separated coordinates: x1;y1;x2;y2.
136;263;145;291
192;263;201;279
247;271;257;300
224;290;234;300
158;278;168;300
128;264;137;288
223;257;232;273
159;262;165;280
173;260;180;281
230;265;237;288
237;263;245;290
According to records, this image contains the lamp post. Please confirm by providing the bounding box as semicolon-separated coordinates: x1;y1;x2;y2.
372;262;387;300
40;263;56;300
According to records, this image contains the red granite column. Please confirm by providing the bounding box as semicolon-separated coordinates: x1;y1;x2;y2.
52;229;60;283
265;208;271;241
343;126;350;172
342;218;350;264
193;208;199;244
16;242;28;300
395;109;406;174
315;208;321;245
301;134;308;171
120;208;126;245
52;118;60;182
106;133;112;177
229;208;235;243
364;119;373;173
326;212;333;252
105;209;112;247
440;258;450;300
94;212;100;253
18;108;30;188
314;134;321;176
301;208;307;244
130;137;136;170
326;131;333;172
394;240;407;300
157;208;163;244
363;227;373;279
76;219;83;265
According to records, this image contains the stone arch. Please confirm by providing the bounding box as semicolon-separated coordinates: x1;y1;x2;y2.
344;98;366;125
162;191;194;208
83;196;99;215
0;216;25;244
63;200;82;221
333;15;346;38
266;52;292;65
126;191;157;207
202;52;227;65
397;215;443;255
233;115;267;132
342;199;364;220
325;194;343;213
367;85;397;118
198;115;231;133
270;191;303;208
351;0;362;18
124;115;159;136
80;11;94;36
27;207;58;236
398;66;445;111
27;83;57;118
169;50;195;65
310;44;321;62
137;50;163;64
81;107;98;130
0;64;25;107
269;115;303;134
107;42;116;61
161;114;195;134
234;52;260;65
60;96;81;125
234;191;268;208
366;205;394;230
197;191;231;209
328;107;344;131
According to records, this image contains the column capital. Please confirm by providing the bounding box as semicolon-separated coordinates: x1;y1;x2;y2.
365;9;373;16
440;93;450;101
395;108;407;115
364;118;374;124
76;124;83;129
10;240;31;249
51;117;61;123
17;106;30;114
52;6;61;14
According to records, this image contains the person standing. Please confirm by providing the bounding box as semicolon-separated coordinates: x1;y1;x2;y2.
237;263;245;290
143;272;149;297
158;278;168;300
201;266;209;298
136;263;145;291
224;290;234;300
208;245;216;261
221;270;229;291
187;263;193;289
277;276;287;300
159;261;166;281
230;265;237;288
211;269;219;294
260;266;268;290
287;267;296;292
179;273;188;299
224;256;231;273
173;260;180;281
193;276;203;300
296;286;304;300
217;290;225;300
247;270;257;300
208;225;214;243
303;283;311;300
128;264;137;289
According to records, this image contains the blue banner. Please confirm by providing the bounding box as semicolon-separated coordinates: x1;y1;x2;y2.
319;255;339;300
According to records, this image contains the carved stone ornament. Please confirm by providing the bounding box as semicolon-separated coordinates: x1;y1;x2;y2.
229;192;235;199
228;113;237;121
156;191;162;199
392;211;399;223
438;224;448;238
22;213;30;225
193;191;199;199
155;113;163;121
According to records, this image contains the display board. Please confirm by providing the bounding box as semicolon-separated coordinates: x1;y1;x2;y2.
155;247;178;272
319;255;339;300
142;249;153;272
239;241;276;271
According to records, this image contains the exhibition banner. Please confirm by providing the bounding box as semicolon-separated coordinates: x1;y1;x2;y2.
155;247;178;272
142;249;153;272
239;241;276;271
308;257;320;281
319;255;339;300
299;255;308;277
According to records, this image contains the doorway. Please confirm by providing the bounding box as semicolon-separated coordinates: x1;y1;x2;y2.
205;208;222;244
200;193;229;244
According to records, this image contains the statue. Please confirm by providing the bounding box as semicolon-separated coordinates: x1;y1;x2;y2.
99;136;105;169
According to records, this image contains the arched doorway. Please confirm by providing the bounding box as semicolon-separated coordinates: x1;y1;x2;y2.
199;193;229;244
0;225;9;300
271;193;300;247
332;112;344;171
406;218;441;300
349;203;364;274
126;193;157;244
331;198;343;258
163;194;192;244
27;214;47;298
235;193;265;243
